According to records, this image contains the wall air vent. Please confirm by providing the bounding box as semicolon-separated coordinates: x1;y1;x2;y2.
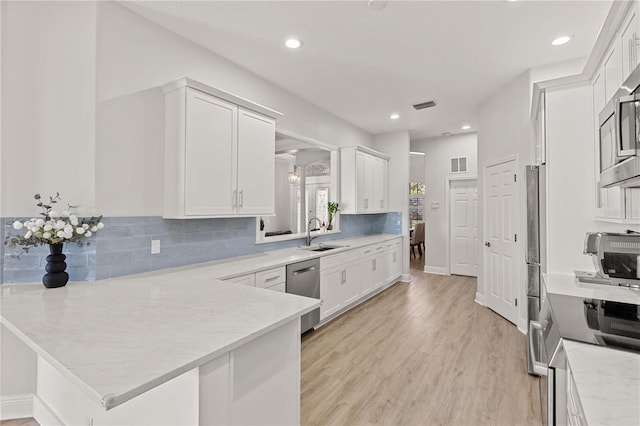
413;100;437;110
450;157;467;173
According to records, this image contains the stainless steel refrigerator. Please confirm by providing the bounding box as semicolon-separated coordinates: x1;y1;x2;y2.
526;164;547;376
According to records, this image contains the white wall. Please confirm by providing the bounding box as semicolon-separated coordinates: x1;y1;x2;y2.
95;1;372;216
477;70;532;328
1;1;373;217
372;131;411;278
1;1;97;216
410;152;425;184
268;157;293;233
410;133;478;274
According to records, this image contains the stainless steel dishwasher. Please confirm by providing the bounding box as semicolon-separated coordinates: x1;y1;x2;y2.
286;258;320;334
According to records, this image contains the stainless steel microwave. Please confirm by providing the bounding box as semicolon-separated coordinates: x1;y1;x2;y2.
599;65;640;188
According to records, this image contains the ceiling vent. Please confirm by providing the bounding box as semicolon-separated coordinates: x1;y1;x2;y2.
413;100;437;110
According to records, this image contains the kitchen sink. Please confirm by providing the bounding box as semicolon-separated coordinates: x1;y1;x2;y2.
309;246;336;252
299;244;345;252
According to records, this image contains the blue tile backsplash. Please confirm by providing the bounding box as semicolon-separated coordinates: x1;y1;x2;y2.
1;212;402;284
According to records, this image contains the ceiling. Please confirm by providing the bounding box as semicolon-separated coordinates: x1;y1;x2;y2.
122;0;612;141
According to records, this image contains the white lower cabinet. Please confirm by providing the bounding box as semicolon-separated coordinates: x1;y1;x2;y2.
320;250;360;320
319;238;403;324
360;244;385;295
384;238;403;283
223;266;286;292
566;363;587;426
255;266;286;291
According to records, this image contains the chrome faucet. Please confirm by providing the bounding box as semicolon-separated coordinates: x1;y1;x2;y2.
306;217;322;246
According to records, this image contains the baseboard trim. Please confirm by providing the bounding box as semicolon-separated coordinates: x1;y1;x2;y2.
1;393;33;421
424;266;447;275
475;292;485;306
400;273;411;282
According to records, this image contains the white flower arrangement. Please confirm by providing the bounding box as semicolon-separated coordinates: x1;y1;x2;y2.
4;193;104;253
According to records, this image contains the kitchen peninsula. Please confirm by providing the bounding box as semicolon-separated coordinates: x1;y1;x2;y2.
1;273;320;425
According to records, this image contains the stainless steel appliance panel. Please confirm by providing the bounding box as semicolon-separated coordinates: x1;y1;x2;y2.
286;258;320;334
526;163;547;376
527;263;540;298
526;165;540;265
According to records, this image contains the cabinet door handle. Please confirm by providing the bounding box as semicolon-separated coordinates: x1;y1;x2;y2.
365;198;368;209
393;252;397;262
373;259;377;271
630;38;634;74
239;190;244;208
264;275;280;282
380;199;383;209
341;270;347;283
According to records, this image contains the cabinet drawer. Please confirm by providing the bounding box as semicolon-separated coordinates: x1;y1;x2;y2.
321;249;360;270
360;244;384;257
265;282;286;293
255;266;286;288
225;274;255;287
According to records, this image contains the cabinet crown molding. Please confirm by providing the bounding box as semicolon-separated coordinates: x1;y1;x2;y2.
340;145;391;160
161;77;283;120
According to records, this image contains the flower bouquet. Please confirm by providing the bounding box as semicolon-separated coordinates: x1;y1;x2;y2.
4;193;104;287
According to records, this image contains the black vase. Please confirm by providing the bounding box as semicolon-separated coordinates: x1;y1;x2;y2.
42;243;69;288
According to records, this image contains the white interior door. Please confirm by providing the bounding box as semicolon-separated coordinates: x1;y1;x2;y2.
484;159;519;324
450;179;479;277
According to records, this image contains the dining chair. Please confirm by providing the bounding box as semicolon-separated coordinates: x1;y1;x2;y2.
410;222;425;258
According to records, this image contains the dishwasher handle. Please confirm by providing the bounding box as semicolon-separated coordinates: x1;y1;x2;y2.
292;266;316;276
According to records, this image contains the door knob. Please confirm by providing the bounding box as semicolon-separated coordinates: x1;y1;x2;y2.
484;241;491;247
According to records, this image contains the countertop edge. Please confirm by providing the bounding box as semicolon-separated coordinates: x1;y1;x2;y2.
0;316;105;406
104;298;321;410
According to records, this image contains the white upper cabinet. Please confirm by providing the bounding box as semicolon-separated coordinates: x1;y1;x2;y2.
340;146;389;214
621;2;640;83
162;78;281;219
604;45;622;103
236;108;276;215
184;89;237;216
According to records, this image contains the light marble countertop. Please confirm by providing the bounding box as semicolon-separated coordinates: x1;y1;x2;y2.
0;233;402;411
127;234;403;282
543;273;640;305
563;340;640;426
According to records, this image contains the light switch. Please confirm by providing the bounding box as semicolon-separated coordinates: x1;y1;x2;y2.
151;239;161;254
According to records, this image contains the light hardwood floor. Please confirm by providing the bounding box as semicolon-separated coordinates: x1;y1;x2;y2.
301;255;542;426
0;419;38;426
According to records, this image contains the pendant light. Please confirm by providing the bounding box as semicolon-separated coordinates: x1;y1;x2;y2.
288;165;300;184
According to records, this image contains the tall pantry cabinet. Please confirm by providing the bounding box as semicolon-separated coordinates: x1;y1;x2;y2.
162;78;282;218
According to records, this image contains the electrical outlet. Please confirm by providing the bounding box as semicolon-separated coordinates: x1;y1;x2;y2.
151;239;161;254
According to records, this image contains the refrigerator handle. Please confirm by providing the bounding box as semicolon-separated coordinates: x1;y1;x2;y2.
529;320;548;376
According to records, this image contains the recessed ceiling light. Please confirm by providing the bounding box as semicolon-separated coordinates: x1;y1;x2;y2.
368;0;388;10
390;113;400;120
285;38;303;49
551;36;572;46
442;132;452;137
461;124;471;130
